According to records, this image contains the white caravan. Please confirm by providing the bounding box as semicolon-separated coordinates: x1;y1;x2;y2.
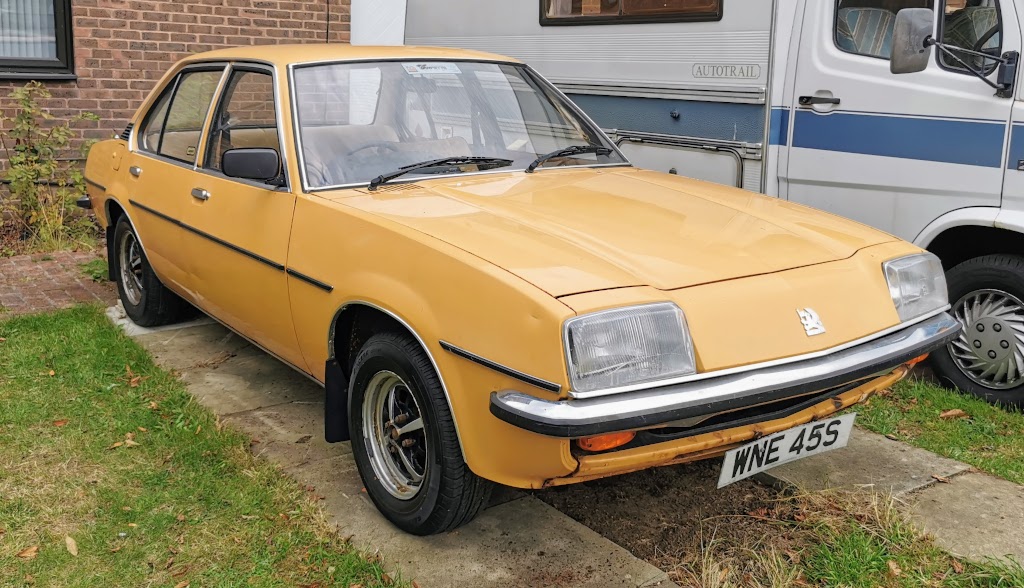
352;0;1024;405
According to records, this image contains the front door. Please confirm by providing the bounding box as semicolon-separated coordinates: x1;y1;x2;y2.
784;0;1018;243
178;65;304;369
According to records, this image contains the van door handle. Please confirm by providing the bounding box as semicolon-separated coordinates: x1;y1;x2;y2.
129;166;142;177
191;188;210;201
799;95;841;106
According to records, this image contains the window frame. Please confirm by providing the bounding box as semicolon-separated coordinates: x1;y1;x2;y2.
935;0;1003;76
0;0;76;80
831;1;907;61
136;63;229;167
201;62;290;189
539;0;723;26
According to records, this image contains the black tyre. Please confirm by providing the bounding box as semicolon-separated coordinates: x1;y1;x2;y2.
112;216;186;327
930;254;1024;408
349;332;493;535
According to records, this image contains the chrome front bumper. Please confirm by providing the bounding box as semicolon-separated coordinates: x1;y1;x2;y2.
490;312;961;438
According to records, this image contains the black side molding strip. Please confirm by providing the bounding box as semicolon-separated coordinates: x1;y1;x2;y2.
84;177;106;192
439;340;562;393
287;268;334;292
129;199;285;271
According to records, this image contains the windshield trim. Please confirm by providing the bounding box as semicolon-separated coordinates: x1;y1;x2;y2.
287;59;630;194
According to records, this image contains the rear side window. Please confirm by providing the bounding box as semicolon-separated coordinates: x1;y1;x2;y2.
833;0;933;60
541;0;722;24
138;68;224;165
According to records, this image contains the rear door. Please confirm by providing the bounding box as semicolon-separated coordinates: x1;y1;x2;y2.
783;0;1017;242
126;65;226;291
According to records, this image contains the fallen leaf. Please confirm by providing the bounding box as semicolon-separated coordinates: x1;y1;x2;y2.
888;560;902;577
885;434;899;441
932;474;951;484
123;439;139;447
165;556;175;570
296;435;312;444
174;582;189;588
381;573;393;584
107;441;124;450
110;546;122;553
48;370;55;377
65;536;78;556
195;425;201;435
940;409;968;420
0;337;7;342
17;545;39;559
138;427;147;432
23;575;33;585
172;565;189;577
951;558;964;574
349;584;363;588
176;514;186;522
876;388;893;397
53;419;69;427
128;523;137;528
412;581;422;588
148;401;158;410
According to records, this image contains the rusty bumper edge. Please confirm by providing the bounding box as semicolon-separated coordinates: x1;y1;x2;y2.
491;312;960;438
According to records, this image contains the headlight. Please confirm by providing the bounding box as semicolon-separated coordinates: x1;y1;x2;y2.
883;253;948;322
564;302;696;394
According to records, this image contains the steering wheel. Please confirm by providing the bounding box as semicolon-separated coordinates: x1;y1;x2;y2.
973;25;1000;53
321;142;402;186
346;142;401;157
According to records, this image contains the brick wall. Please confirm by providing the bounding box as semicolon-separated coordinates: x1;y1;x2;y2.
0;0;351;164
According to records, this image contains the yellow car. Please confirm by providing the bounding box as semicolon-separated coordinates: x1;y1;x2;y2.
82;44;959;535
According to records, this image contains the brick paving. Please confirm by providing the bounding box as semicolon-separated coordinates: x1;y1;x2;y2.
0;250;117;316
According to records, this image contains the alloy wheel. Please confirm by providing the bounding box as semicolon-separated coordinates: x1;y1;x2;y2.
361;370;428;500
118;230;144;306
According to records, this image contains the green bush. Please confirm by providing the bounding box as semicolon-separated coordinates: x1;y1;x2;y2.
1;81;100;256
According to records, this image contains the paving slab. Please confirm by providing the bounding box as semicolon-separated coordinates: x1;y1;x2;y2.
757;427;972;495
911;472;1024;563
129;317;675;588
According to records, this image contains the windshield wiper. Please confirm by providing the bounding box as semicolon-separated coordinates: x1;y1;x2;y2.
368;156;513;191
526;145;613;173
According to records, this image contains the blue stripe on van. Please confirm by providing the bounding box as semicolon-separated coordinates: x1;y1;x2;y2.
1006;124;1024;170
769;107;790;146
567;94;765;143
792;110;1005;168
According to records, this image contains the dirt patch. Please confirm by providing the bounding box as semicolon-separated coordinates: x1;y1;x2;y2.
538;460;782;567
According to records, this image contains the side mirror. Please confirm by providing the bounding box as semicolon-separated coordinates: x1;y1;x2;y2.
891;8;934;74
222;148;282;184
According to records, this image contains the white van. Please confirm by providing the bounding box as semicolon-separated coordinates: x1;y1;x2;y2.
351;0;1024;405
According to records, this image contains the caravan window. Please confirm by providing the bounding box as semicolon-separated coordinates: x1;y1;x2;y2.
937;0;1002;75
834;0;933;60
541;0;722;24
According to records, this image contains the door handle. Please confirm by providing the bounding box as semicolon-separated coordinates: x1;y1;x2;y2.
129;166;142;177
191;188;210;201
799;95;841;106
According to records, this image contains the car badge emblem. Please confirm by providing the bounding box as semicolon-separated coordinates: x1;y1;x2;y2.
797;308;826;336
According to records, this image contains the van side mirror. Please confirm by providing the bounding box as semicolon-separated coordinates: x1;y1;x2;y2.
222;148;284;186
891;8;934;74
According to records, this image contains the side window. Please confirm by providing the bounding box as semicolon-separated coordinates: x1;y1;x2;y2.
205;69;279;172
939;0;1001;74
834;1;934;60
156;69;223;164
138;86;173;152
542;0;722;23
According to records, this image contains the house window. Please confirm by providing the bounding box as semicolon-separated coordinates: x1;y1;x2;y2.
541;0;723;25
0;0;75;79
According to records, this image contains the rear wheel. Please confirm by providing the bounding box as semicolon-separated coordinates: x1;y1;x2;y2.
930;254;1024;407
112;216;186;327
349;332;492;535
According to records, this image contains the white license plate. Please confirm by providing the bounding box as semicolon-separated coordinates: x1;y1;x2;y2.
717;413;856;488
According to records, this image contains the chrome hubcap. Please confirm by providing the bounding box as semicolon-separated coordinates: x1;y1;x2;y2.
949;289;1024;390
118;230;144;306
361;371;427;500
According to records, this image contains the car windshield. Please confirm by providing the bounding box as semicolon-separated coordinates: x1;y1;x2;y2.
292;60;627;189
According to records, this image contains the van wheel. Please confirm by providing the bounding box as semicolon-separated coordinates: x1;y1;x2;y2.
930;254;1024;407
112;216;186;327
349;332;492;535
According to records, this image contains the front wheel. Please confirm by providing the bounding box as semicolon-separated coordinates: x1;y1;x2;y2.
349;332;493;535
930;254;1024;407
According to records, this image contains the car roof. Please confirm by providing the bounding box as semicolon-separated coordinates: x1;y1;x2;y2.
179;44;522;67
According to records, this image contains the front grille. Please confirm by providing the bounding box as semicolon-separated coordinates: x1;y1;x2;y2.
119;123;134;141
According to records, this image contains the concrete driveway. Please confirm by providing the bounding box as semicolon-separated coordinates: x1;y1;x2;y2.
120;311;675;588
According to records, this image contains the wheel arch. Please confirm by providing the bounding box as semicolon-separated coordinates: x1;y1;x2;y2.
915;209;1024;270
324;300;465;458
105;198;130;281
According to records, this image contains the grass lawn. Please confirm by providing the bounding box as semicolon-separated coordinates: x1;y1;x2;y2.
0;306;399;587
858;377;1024;485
